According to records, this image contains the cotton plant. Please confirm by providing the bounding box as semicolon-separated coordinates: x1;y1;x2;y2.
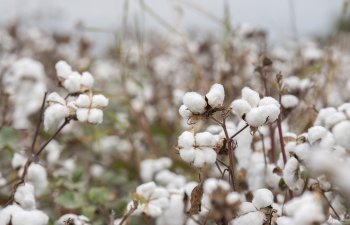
55;214;90;225
44;61;109;131
231;87;280;128
0;183;49;225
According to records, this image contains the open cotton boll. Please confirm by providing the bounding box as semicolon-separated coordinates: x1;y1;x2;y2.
92;94;109;108
25;164;48;196
201;147;217;164
264;105;280;123
136;182;157;199
314;107;337;126
75;94;91;107
87;108;103;124
55;60;72;80
308;126;328;144
283;157;304;194
281;95;299;108
324;112;346;128
203;178;230;194
76;108;89;122
11;153;27;169
206;83;225;108
47;92;66;105
55;214;90;225
332;121;350;150
0;205;49;225
226;192;241;204
231;99;252;118
81;72;94;89
14;183;36;210
259;96;280;108
276;217;294;225
44;104;69;131
193;150;206;167
62;72;81;93
232;211;265;225
245;107;268;127
183;92;207;114
252;188;273;209
241;87;260;107
195;132;215;146
178;131;195;149
179;105;192;119
179;148;196;163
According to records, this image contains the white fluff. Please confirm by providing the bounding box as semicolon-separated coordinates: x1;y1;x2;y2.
47;92;66;105
178;104;192;119
26;164;48;196
14;183;36;210
324;112;346;128
44;103;69;131
195;132;215;146
55;60;72;80
55;214;90;225
231;99;252;118
232;211;265;225
206;83;225;108
183;92;207;114
241;87;260;107
11;153;27;169
283;157;304;194
245;107;269;127
75;94;91;107
252;188;273;209
62;72;81;93
203;178;230;194
0;205;49;225
179;148;196;163
92;94;109;108
81;72;94;89
308;126;327;144
87;108;103;124
281;95;299;108
332;120;350;150
178;131;195;149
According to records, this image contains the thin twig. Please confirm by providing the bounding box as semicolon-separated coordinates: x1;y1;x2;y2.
229;124;249;140
30;92;47;152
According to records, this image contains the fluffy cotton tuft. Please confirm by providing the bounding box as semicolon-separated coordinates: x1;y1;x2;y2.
241;87;260;107
206;83;225;108
55;60;72;80
252;188;273;209
308;126;328;144
183;92;207;114
231;99;252;118
179;104;192;119
281;95;299;108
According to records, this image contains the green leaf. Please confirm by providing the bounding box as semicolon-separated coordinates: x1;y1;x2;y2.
82;205;96;219
88;187;109;205
301;170;309;180
55;191;85;209
0;127;18;148
278;178;287;189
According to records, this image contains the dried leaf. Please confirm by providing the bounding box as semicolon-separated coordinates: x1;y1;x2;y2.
187;182;204;216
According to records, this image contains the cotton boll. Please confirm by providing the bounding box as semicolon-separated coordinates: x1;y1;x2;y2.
183;92;206;114
259;96;280;108
276;217;294;225
55;214;90;225
47;92;65;105
252;188;273;209
245;107;268;127
332;121;350;150
62;72;82;93
226;192;241;204
26;164;48;196
76;108;89;122
206;83;225;108
156;193;185;225
283;157;304;194
92;94;109;108
55;60;72;80
324;112;346;128
44;104;69;131
45;140;62;164
81;72;94;89
195;132;215;146
136;182;156;199
178;131;195;149
0;205;49;225
201;147;217;164
314;107;337;126
231;99;252;118
242;87;260;107
179;105;192;119
308;126;328;144
88;108;104;124
232;211;265;225
281;95;299;108
203;178;230;194
193;150;206;167
264;105;280;123
14;183;36;210
179;148;196;163
11;153;27;169
75;94;91;107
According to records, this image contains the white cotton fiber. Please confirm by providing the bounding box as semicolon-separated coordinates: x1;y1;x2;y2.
241;87;260;107
206;83;225;108
75;94;91;108
232;211;265;225
195;132;215;146
281;95;299;108
252;188;273;209
47;92;65;105
178;131;195;149
332;120;350;150
92;94;109;108
14;183;36;210
88;108;103;124
178;105;192;119
55;60;72;80
307;126;328;144
231;99;252;118
183;92;207;114
81;72;94;89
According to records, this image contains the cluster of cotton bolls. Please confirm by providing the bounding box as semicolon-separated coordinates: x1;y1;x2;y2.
44;61;109;131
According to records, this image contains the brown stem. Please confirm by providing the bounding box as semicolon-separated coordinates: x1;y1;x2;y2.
229;124;249;139
31;92;48;152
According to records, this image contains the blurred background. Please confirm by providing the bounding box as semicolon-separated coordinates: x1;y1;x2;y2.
0;0;347;53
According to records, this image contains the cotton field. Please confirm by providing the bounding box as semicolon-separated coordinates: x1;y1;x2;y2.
1;2;350;225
